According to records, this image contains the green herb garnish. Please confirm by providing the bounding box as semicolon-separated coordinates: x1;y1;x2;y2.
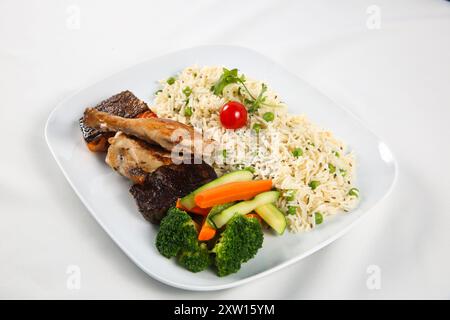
212;68;281;113
211;68;244;96
248;84;268;113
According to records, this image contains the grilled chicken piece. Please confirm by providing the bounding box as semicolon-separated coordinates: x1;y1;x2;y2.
79;90;155;152
84;108;198;151
106;132;172;184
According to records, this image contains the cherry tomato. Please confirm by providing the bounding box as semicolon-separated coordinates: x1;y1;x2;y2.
219;101;248;129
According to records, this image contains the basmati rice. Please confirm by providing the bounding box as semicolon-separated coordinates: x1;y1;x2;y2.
152;65;359;232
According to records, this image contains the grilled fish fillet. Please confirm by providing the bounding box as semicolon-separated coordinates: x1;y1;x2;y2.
84;108;197;151
106;132;172;184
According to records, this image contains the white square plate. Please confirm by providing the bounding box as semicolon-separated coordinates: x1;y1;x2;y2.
45;45;397;291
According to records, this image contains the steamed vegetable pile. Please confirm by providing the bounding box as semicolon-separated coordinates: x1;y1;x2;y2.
155;170;287;276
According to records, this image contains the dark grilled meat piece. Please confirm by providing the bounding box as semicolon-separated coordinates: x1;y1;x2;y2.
129;163;217;224
79;90;152;152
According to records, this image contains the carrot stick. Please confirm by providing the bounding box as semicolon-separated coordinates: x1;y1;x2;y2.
86;136;109;152
198;218;216;241
176;198;184;210
176;198;210;216
194;180;273;208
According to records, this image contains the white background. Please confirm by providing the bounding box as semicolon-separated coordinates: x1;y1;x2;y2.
1;0;449;299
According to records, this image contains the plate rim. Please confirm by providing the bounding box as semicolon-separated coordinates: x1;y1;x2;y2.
44;45;399;291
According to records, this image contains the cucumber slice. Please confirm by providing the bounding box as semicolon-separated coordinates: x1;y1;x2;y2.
255;203;286;235
210;191;280;228
180;170;253;209
206;202;236;229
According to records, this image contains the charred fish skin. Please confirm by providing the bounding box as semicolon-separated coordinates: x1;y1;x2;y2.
105;132;172;184
129;163;217;224
79;90;153;151
83;108;196;151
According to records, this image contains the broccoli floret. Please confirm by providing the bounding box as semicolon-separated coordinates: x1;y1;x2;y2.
179;243;212;272
156;207;211;273
156;207;198;258
157;208;264;276
212;215;264;277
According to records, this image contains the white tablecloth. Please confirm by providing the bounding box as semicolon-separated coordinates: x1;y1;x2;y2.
1;0;449;299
